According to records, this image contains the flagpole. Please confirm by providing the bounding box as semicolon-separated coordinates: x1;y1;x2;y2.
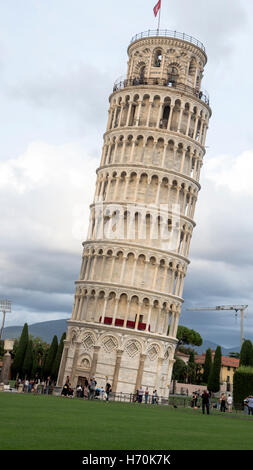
158;0;162;32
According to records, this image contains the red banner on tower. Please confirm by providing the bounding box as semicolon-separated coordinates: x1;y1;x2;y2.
153;0;161;17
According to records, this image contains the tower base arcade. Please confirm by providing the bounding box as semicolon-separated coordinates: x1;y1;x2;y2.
57;321;177;396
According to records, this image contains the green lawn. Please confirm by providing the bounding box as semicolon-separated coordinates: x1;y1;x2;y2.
0;393;252;450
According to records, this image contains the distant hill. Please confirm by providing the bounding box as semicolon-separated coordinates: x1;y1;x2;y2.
193;339;240;356
2;319;241;355
2;319;68;344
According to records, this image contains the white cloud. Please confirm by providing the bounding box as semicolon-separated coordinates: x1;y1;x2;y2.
0;141;98;252
203;150;253;195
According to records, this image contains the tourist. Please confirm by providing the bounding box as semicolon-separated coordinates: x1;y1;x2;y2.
100;386;105;400
145;387;149;404
201;390;210;415
227;394;233;413
23;378;29;393
61;381;69;397
220;393;226;412
44;376;51;395
83;384;89;400
152;390;158;404
245;395;253;415
191;392;196;408
138;386;144;403
105;382;112;401
76;384;83;398
194;392;198;408
89;377;97;400
68;384;74;398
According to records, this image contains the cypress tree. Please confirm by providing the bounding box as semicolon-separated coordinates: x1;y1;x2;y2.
31;348;39;379
22;339;33;379
207;346;222;393
51;332;66;381
43;335;58;379
239;340;253;367
11;323;29;379
203;348;212;384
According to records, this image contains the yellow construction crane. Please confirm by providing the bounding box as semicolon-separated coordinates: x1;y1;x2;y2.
186;305;248;348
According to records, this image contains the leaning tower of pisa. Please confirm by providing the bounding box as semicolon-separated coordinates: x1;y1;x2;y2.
57;30;211;396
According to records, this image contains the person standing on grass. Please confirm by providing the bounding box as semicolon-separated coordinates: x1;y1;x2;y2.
89;377;97;400
105;382;112;401
220;393;226;412
201;390;210;415
145;387;149;404
138;386;144;403
152;390;158;404
245;395;253;415
227;394;233;413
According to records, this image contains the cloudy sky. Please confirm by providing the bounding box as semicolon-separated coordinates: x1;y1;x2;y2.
0;0;253;347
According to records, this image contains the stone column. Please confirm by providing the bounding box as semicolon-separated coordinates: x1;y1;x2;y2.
177;107;184;133
89;346;101;378
70;341;82;385
101;296;109;323
193;115;199;140
179;148;187;173
146;101;152;127
186;110;192;136
112;296;120;326
161;142;168;167
154;357;163;390
145;304;152;332
135;353;146;391
156;102;164;128
135;301;142;330
112;350;123;392
167;104;174;130
135;101;142;127
126;101;133;127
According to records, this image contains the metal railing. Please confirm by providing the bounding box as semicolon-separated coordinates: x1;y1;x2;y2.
113;77;210;106
130;30;206;53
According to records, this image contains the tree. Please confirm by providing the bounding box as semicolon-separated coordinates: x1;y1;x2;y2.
31;336;49;378
51;332;66;381
239;340;253;367
42;335;58;379
208;346;222;393
233;366;253;409
229;352;240;359
186;350;197;384
22;339;33;379
176;326;202;349
11;323;29;379
202;348;212;384
172;358;187;383
31;349;39;379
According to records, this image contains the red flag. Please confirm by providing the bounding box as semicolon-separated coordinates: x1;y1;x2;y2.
153;0;161;17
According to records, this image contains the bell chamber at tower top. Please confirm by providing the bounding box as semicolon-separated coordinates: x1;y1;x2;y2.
112;30;210;106
107;31;211;149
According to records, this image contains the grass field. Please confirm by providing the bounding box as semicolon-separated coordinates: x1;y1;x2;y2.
0;393;252;450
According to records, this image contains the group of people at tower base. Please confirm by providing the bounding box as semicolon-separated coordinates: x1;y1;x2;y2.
61;376;112;401
61;378;159;404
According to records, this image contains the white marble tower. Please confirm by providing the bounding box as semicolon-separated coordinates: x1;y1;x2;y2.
57;30;211;396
